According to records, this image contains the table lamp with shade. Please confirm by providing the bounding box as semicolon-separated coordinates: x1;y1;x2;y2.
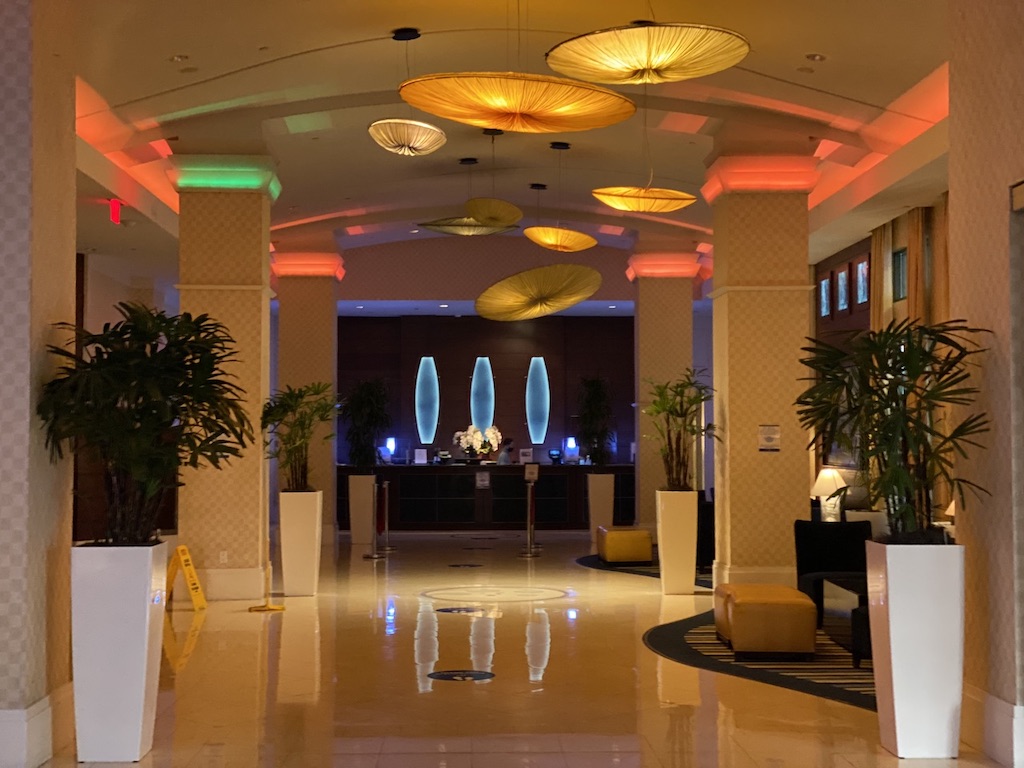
811;468;848;522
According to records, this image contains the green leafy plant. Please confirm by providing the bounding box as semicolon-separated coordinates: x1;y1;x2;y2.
577;376;613;466
795;318;990;539
261;382;339;492
37;302;253;545
643;368;717;491
339;378;391;469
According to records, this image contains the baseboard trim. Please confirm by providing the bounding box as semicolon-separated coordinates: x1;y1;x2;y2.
0;691;54;768
712;562;797;589
962;684;1024;766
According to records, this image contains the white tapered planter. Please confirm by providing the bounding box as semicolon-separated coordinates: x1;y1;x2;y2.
280;491;323;596
348;474;377;546
866;540;965;759
587;473;616;553
656;490;698;595
71;541;168;763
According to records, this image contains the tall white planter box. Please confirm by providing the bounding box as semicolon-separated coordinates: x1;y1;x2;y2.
656;490;698;595
587;473;616;553
348;474;377;546
280;491;323;596
71;541;168;763
866;540;965;758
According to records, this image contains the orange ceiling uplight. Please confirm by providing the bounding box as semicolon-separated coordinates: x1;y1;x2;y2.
476;264;602;321
592;185;697;213
523;226;597;253
399;72;635;134
545;21;749;85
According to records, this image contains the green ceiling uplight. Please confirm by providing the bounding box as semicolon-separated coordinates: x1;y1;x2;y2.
168;155;283;202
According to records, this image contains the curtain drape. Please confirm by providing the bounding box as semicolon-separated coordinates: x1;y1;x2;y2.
869;222;893;331
906;207;928;323
929;193;950;323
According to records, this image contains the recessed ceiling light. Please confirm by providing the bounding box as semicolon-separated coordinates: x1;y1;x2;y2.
439;304;449;308
410;229;420;234
356;305;364;310
169;54;189;63
805;53;826;62
608;305;617;309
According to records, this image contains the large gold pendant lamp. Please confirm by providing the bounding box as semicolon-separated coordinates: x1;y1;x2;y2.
476;264;602;321
523;143;597;253
421;156;520;236
399;71;635;134
545;20;749;85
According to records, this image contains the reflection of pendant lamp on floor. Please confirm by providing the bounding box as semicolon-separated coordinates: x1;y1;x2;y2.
523;142;597;253
368;28;447;157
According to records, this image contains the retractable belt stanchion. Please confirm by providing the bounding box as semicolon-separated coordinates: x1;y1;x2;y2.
379;480;397;552
363;479;386;560
518;480;541;558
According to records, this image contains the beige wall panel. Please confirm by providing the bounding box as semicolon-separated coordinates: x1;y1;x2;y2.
276;276;339;526
949;0;1024;707
0;0;75;713
634;277;693;533
178;189;271;587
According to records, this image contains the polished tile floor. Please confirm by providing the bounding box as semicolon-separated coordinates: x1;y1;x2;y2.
48;531;999;767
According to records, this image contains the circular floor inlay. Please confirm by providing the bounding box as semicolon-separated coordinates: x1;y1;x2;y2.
422;585;568;603
428;670;495;681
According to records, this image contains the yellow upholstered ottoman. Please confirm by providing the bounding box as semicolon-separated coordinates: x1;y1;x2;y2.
713;583;816;659
596;526;653;564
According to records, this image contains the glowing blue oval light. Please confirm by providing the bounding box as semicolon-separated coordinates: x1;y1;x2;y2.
415;357;440;444
525;357;550;444
470;357;494;430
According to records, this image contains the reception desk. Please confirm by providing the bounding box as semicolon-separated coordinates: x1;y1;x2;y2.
336;464;635;531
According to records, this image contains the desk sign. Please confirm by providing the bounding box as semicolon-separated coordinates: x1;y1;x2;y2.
475;471;490;489
524;463;539;482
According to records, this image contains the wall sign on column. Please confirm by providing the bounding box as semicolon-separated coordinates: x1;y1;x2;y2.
415;356;440;444
470;356;495;430
758;424;781;452
525;356;550;444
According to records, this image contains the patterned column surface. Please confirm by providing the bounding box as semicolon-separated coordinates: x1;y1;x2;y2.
630;254;698;535
177;183;274;600
273;254;343;529
706;164;817;585
0;0;75;727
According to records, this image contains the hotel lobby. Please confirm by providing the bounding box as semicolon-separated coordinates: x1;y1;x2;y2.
3;1;1024;766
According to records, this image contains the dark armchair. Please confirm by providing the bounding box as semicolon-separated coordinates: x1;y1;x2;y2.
793;520;872;627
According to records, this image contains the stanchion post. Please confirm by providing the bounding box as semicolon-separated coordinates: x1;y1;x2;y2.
519;480;540;558
363;478;386;560
380;480;397;552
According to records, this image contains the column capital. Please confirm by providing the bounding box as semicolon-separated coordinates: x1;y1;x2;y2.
271;252;345;282
701;155;820;206
168;155;282;202
626;252;701;282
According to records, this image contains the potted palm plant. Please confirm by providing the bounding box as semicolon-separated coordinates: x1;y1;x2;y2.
796;318;989;759
339;378;391;545
643;368;717;595
578;376;615;549
37;302;252;762
262;381;338;596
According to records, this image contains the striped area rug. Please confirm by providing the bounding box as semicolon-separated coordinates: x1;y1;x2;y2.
644;611;877;711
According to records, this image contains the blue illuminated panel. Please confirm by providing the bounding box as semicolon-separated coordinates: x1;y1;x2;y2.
525;357;550;444
415;356;440;444
470;357;495;430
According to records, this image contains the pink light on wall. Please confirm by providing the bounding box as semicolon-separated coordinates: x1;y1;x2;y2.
271;253;346;281
108;198;122;225
625;252;701;281
701;155;821;205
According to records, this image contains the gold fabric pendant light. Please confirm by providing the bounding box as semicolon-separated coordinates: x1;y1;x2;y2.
546;20;749;85
591;185;696;213
523;143;597;253
420;216;516;236
476;264;602;321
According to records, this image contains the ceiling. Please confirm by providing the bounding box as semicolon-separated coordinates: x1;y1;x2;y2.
74;1;950;312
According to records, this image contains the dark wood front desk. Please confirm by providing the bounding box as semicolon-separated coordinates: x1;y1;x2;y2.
337;464;635;531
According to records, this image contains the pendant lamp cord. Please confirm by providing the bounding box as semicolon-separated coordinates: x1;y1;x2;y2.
491;135;497;197
642;84;654;190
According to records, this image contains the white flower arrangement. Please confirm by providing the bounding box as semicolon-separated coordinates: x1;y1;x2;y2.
453;424;502;455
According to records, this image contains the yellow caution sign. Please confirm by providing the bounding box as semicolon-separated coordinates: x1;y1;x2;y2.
162;610;207;672
166;545;207;611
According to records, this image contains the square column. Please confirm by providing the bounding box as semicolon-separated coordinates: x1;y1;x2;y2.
703;157;819;586
0;0;76;762
272;254;344;531
172;157;279;600
629;254;698;534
